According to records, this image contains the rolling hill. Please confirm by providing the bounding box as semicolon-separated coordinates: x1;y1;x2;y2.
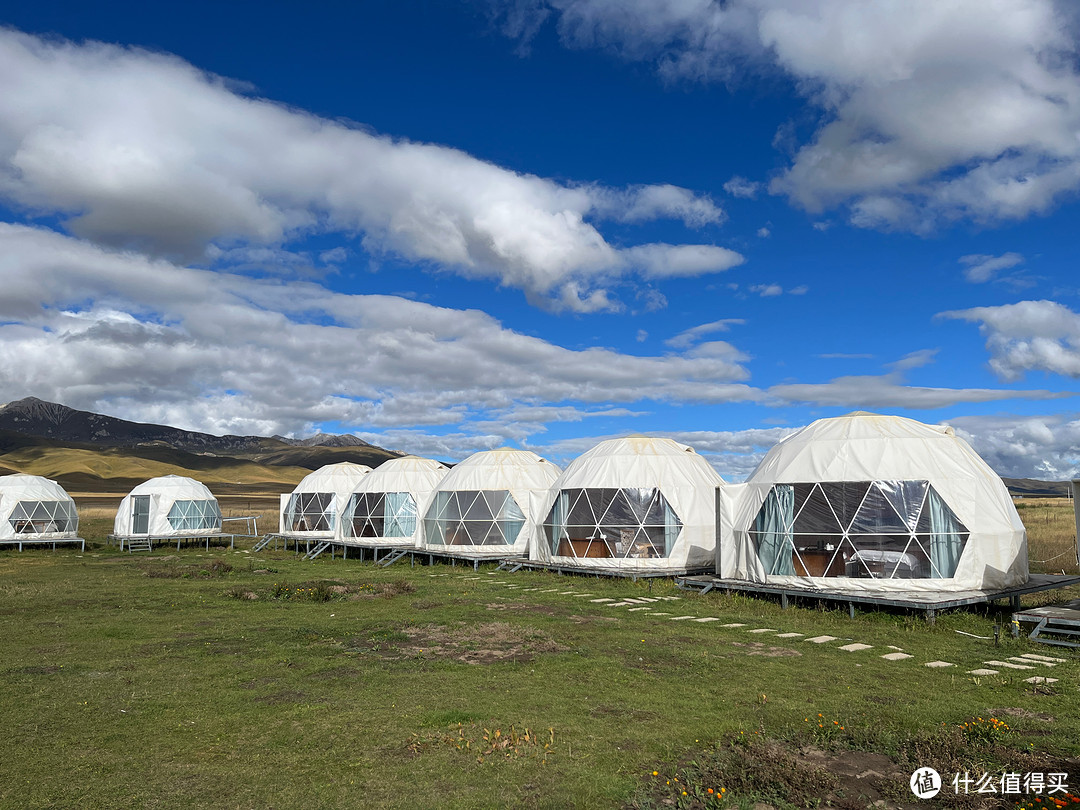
0;398;403;492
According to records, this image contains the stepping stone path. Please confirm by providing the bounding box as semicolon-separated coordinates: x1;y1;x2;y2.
670;616;697;621
882;652;913;661
627;607;652;612
968;669;999;676
651;612;671;616
805;635;838;644
1024;676;1059;685
695;617;720;623
925;661;954;668
839;643;873;652
1021;653;1067;663
776;632;804;638
1009;656;1056;667
721;623;746;628
984;660;1034;670
590;598;615;603
748;628;777;634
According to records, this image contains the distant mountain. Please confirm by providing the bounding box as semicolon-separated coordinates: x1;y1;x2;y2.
273;432;378;448
1002;477;1072;498
0;397;402;478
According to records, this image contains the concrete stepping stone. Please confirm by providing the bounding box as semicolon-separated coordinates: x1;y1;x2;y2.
558;591;576;595
720;623;746;628
694;617;720;623
839;643;873;652
984;660;1034;670
621;598;647;604
776;632;804;638
748;628;777;634
924;661;954;668
968;668;999;676
627;607;652;612
804;635;838;643
1020;653;1068;663
540;588;560;592
670;616;697;621
573;593;595;598
651;612;671;616
590;598;615;603
1009;656;1056;667
1024;676;1059;685
882;652;913;661
887;645;905;651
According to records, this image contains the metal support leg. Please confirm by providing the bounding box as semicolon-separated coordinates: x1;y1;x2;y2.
848;602;855;620
781;593;789;609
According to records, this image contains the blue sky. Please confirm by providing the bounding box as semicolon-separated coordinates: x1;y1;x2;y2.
2;0;1080;479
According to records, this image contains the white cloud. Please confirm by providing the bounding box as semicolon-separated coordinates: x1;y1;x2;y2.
665;318;745;349
0;27;737;313
750;283;783;297
0;224;763;437
768;348;1066;408
622;243;746;278
756;226;771;238
949;413;1080;479
502;0;1080;230
940;299;1080;381
959;251;1025;283
724;176;761;198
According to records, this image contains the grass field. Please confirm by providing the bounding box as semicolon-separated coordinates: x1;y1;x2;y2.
0;501;1077;808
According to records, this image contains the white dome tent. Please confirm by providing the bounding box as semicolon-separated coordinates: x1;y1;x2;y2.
278;462;372;547
422;449;561;558
343;456;449;548
0;474;83;551
533;436;725;573
113;476;223;551
719;413;1028;594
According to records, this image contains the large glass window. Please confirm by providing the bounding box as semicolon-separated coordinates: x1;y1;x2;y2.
166;499;222;532
750;480;968;579
423;490;525;546
542;487;682;559
347;492;417;539
284;492;334;533
9;500;78;534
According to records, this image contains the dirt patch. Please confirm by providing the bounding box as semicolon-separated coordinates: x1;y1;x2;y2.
730;640;802;658
360;621;567;665
14;664;62;676
590;705;658;722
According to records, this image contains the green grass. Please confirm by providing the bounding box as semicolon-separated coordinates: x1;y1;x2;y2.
1;529;1078;809
0;503;1077;808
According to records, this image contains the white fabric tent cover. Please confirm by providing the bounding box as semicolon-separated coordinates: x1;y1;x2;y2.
421;448;561;556
533;436;726;571
719;412;1028;593
0;474;79;540
114;475;221;538
343;456;449;546
278;462;372;539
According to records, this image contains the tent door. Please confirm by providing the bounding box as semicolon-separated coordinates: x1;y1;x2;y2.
132;495;151;534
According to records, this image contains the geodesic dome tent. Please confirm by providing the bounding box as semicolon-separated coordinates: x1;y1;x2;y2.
0;474;79;541
533;436;726;572
114;476;222;538
342;456;449;547
279;462;372;540
421;449;561;556
719;412;1028;593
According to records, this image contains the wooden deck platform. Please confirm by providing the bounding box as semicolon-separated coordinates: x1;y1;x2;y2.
503;559;714;581
675;573;1080;620
1013;599;1080;648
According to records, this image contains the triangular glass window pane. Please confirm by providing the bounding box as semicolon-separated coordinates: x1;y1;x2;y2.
603;490;637;527
824;482;871;532
849;484;910;534
625;488;658;524
792;484;841;534
879;480;928;532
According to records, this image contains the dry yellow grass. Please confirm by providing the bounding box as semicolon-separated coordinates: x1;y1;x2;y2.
1015;497;1080;574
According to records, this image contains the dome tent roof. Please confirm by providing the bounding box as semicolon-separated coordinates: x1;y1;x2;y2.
421;448;561;555
114;475;221;538
344;456;450;546
533;436;725;570
291;462;372;495
722;412;1027;592
279;462;372;539
0;474;79;540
